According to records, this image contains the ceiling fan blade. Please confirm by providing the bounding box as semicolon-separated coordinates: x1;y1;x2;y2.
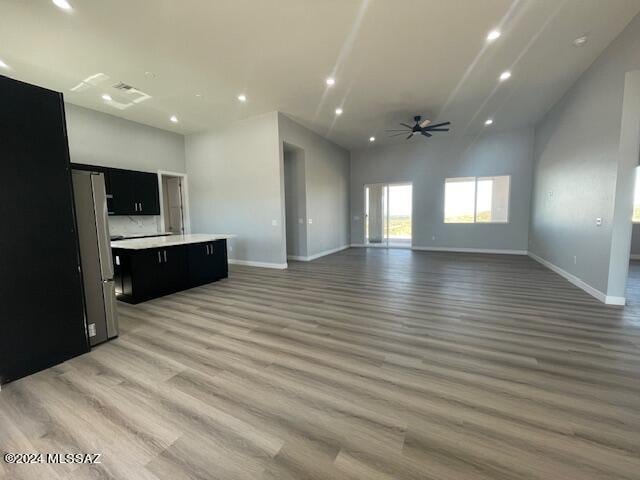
421;131;432;137
406;133;414;139
419;118;431;128
388;132;408;137
425;128;449;132
385;129;412;132
425;121;451;129
400;123;414;129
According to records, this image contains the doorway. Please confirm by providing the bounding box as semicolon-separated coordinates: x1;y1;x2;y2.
159;172;189;235
364;182;412;248
283;144;307;259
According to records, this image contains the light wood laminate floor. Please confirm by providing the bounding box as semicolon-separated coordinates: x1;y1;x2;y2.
2;248;640;480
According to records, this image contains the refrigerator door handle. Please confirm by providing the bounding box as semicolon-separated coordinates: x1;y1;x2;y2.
90;173;115;280
164;250;167;263
102;280;118;339
157;251;162;263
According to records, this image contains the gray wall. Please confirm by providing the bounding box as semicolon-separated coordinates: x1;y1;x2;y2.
185;112;285;265
350;128;534;251
284;147;307;258
278;113;350;256
65;103;185;173
65;103;186;236
529;14;640;299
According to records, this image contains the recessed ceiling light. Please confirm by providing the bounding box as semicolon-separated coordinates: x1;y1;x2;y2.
144;71;156;78
101;94;112;101
369;136;375;142
485;119;494;126
237;94;247;102
170;115;178;123
326;77;335;86
335;108;343;116
487;30;501;42
0;59;9;69
195;93;202;98
52;0;72;11
499;71;512;81
573;35;588;47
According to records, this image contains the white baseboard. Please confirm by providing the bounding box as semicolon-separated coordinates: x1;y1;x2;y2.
412;246;527;255
350;243;411;249
228;259;288;269
527;251;625;305
605;296;626;306
288;245;349;262
351;244;527;254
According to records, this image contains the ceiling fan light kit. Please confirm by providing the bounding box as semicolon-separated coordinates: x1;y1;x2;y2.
386;115;451;140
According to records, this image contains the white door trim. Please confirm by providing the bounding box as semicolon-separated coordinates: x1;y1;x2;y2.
157;171;191;234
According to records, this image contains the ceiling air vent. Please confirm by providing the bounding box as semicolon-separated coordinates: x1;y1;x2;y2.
106;82;152;109
112;82;135;91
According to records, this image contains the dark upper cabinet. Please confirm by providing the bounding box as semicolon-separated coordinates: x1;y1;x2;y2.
71;163;113;212
1;75;89;385
109;168;137;215
133;171;160;215
72;164;160;216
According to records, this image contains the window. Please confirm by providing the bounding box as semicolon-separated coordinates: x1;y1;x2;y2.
444;175;510;223
634;168;640;223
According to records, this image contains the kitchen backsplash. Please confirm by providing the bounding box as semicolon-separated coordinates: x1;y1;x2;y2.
108;215;161;236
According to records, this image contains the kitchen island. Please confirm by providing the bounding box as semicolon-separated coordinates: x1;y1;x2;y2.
111;234;235;304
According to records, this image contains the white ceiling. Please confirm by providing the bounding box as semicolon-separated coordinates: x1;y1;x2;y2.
1;0;639;149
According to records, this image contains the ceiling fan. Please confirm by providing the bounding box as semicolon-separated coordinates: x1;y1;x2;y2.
386;116;451;139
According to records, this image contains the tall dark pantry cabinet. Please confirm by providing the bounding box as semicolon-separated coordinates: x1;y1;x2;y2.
0;75;89;385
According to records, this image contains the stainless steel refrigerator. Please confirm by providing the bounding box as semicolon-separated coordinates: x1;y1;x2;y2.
72;170;118;346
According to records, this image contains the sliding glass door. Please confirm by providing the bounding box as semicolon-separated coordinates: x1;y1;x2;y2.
364;183;412;247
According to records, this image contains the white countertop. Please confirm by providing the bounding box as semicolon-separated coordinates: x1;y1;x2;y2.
111;234;235;250
110;232;173;241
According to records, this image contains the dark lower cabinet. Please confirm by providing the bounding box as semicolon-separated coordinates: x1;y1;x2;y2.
187;240;228;287
113;240;228;304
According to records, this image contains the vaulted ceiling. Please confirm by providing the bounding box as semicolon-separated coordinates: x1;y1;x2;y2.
1;0;639;149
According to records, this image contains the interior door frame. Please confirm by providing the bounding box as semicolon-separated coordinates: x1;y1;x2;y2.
363;181;413;249
157;171;191;234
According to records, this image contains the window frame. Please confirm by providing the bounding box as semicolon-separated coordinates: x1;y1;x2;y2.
443;175;511;225
633;167;640;224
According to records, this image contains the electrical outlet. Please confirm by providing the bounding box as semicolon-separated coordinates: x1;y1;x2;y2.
271;219;278;226
596;217;602;226
573;255;577;265
88;323;96;337
308;219;313;224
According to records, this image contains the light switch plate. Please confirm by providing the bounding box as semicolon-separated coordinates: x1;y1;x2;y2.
271;219;278;226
